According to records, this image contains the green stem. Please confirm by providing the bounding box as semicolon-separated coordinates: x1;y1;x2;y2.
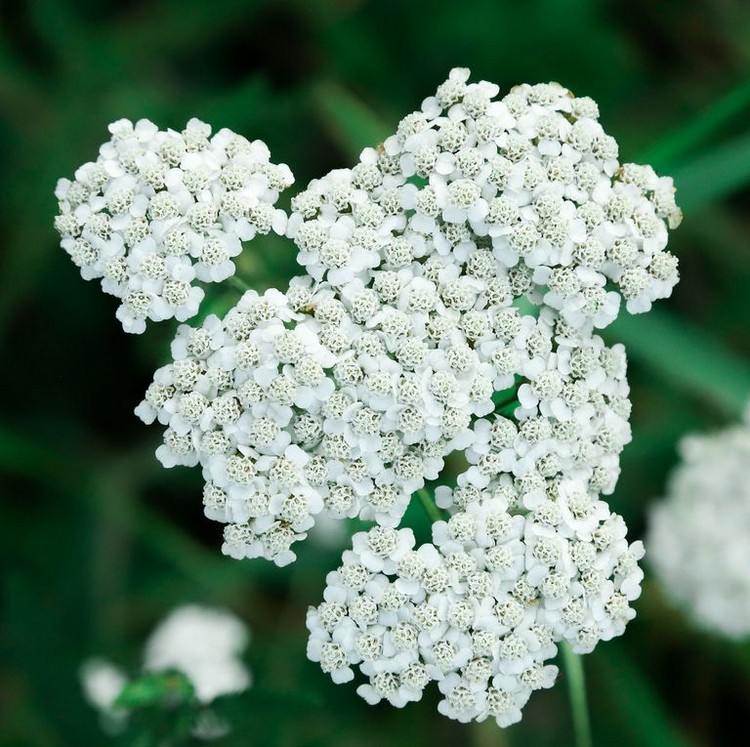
561;643;592;747
228;275;251;293
415;487;444;523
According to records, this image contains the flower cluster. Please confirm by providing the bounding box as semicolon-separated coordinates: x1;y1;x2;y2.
81;605;251;739
647;412;750;639
144;604;251;703
54;118;292;332
128;68;680;725
288;67;680;328
308;493;642;727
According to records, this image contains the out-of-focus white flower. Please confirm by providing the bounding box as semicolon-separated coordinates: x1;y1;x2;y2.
648;416;750;639
144;604;251;703
80;658;130;735
54;118;293;332
81;605;252;741
80;657;128;711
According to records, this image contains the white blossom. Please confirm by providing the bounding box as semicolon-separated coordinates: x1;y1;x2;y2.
55;118;293;332
648;415;750;639
81;605;251;739
80;658;130;736
126;68;679;727
144;604;251;703
307;487;642;727
80;658;128;716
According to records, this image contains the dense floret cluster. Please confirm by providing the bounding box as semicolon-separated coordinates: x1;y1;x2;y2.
62;68;680;728
307;496;642;726
54;118;292;332
648;413;750;639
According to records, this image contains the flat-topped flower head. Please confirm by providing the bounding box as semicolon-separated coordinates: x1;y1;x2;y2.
307;490;642;727
287;69;681;332
135;69;673;583
55;118;293;332
81;67;677;729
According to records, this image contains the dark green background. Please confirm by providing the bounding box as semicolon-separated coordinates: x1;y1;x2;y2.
1;1;749;745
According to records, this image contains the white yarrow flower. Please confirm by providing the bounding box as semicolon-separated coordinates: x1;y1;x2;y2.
144;604;251;703
80;658;128;712
55;118;293;332
64;67;680;729
81;605;251;740
648;415;750;639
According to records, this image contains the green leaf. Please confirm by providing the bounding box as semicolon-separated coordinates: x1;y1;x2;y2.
115;671;196;710
608;309;750;417
640;77;750;169
669;131;750;212
593;645;691;747
310;81;390;159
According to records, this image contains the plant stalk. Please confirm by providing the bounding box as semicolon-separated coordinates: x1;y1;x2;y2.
415;487;443;523
561;643;593;747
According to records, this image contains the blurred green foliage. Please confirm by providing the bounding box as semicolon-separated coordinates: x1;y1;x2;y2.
1;1;750;745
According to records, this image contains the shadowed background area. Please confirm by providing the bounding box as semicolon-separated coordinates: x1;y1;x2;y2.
1;1;749;745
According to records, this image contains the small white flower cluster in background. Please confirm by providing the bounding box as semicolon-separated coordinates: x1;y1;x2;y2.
81;605;251;737
648;411;750;640
54;118;292;333
127;67;680;727
144;604;251;703
81;658;129;728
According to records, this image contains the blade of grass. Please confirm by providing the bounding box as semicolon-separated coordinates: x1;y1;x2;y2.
593;645;691;747
640;77;750;169
310;81;390;159
608;309;750;417
668;131;750;212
